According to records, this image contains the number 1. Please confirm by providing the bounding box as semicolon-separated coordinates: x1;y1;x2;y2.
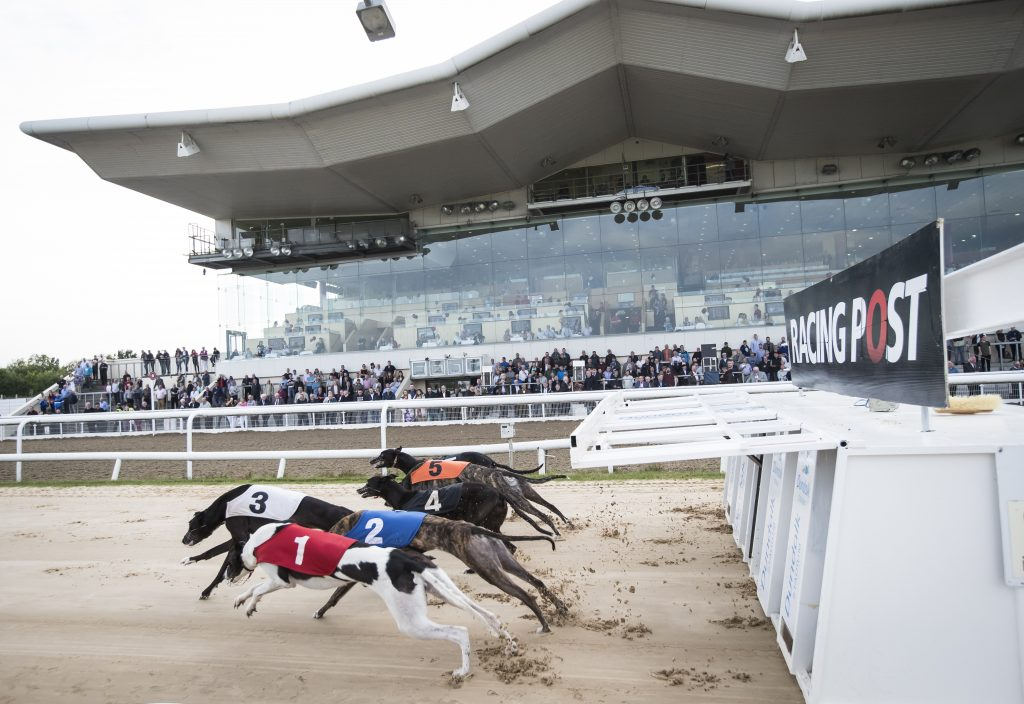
294;535;310;565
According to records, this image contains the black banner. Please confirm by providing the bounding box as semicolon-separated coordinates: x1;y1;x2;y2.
783;221;947;407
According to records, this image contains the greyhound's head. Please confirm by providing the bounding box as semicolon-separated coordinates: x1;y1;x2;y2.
369;446;403;469
358;473;397;499
182;510;219;546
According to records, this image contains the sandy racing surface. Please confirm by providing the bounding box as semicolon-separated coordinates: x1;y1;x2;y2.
0;480;800;703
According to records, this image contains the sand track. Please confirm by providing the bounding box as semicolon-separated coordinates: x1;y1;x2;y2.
0;480;800;703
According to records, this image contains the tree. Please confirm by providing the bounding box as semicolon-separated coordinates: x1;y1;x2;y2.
0;355;73;398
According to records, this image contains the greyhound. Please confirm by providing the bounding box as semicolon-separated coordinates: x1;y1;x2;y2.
371;447;570;535
237;522;515;678
445;450;542;474
313;510;569;632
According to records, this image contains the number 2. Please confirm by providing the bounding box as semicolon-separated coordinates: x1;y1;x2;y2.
293;535;309;565
428;460;444;477
424;490;442;512
364;517;385;544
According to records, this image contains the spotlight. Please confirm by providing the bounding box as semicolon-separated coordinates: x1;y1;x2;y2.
280;245;292;256
176;131;200;158
898;157;916;169
300;268;309;273
222;249;234;260
614;213;625;224
1016;134;1024;146
501;201;515;211
609;201;623;215
357;240;370;249
637;198;650;211
242;247;254;258
820;164;838;176
375;238;387;247
963;147;981;162
345;241;356;250
459;204;472;215
440;204;454;215
923;154;940;166
450;82;470;112
487;200;500;211
944;150;964;164
395;234;407;244
474;202;487;213
649;196;662;210
355;0;396;42
785;28;807;63
233;248;244;259
270;244;281;256
627;212;638;223
623;200;636;213
640;211;651;222
652;210;664;221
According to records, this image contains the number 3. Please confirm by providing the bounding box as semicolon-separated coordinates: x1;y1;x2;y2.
364;517;385;544
293;535;309;565
249;491;268;514
424;490;442;512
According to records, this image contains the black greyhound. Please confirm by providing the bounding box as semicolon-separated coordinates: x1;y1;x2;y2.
181;483;352;599
371;447;570;535
357;474;546;534
315;510;568;632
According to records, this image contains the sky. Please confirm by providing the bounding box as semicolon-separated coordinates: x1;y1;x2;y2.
0;0;561;366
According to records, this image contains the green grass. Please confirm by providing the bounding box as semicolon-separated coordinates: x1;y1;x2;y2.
1;468;721;488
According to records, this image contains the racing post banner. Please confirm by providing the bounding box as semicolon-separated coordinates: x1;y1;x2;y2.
783;221;948;407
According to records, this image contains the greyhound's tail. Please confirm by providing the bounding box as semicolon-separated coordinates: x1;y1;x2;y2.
469;525;556;550
502;463;543;474
518;474;567;484
498;468;566;483
419;568;508;643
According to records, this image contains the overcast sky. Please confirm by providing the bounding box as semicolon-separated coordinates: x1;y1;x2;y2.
0;0;561;366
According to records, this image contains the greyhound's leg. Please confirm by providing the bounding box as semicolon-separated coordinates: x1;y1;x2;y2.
496;549;571;616
381;586;473;678
238;578;291;617
507;498;557;537
182;538;233;565
313;582;357;620
516;483;572;525
199;554;231;599
467;545;550;633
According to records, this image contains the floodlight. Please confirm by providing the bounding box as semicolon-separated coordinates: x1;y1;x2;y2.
358;240;370;249
637;198;650;211
614;213;625;224
270;244;281;256
459;204;472;215
640;211;651;222
649;196;662;210
898;157;916;169
963;147;981;162
785;29;807;63
1016;133;1024;146
346;241;356;250
501;201;515;211
375;238;387;247
232;248;244;259
222;250;234;260
609;201;623;215
923;154;940;167
944;150;964;164
280;245;292;256
652;210;664;221
623;200;636;213
396;234;407;244
355;0;396;42
627;212;638;223
451;82;470;112
487;200;500;212
440;204;454;215
474;202;487;213
242;247;254;258
820;164;838;176
176;131;200;158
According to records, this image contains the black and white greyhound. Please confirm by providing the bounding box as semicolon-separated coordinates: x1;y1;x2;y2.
181;484;352;599
237;522;515;678
371;447;570;535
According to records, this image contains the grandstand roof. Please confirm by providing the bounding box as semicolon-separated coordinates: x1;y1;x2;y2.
20;0;1024;219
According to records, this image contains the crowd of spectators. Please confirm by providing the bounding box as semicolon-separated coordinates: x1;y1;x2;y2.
947;328;1021;373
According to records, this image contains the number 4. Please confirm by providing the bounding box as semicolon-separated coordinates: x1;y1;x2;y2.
424;490;442;512
293;535;309;565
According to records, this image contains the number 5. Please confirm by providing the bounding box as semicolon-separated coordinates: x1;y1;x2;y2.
424;490;442;512
428;460;443;477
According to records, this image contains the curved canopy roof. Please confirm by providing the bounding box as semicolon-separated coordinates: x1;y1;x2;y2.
21;0;1023;219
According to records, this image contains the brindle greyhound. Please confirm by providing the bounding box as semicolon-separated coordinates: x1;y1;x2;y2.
181;484;352;599
313;510;569;632
371;447;570;535
357;474;551;536
445;450;542;474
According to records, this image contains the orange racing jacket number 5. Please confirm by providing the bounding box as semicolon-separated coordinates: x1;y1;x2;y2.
408;460;468;484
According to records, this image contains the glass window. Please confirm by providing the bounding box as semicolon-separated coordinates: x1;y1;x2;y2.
528;257;565;297
457;263;492;304
677;243;721;293
756;201;802;237
945;217;985;270
641;246;678;287
846;227;891;265
716;202;759;240
761;234;805;291
983;213;1024;258
527;225;563;258
984;170;1024;215
800;198;845;233
638;209;679;248
395;271;424;306
936;178;983;219
422;239;457;269
391;253;424;272
844;194;889;229
561;215;602;254
677;203;718;243
600;213;639;251
719;240;763;291
491;228;527;261
802;231;846;282
493;260;529;300
361;274;393;308
889;187;936;225
425;268;457;306
456;233;492;265
358;258;390;275
890;221;930;245
568;252;604;293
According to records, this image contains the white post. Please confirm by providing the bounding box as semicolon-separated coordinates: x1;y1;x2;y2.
277;458;286;479
15;419;30;483
379;403;389;450
186;412;198;479
508;439;514;469
608;464;614;474
920;405;933;433
537;446;546;475
150;385;156;435
111;458;122;481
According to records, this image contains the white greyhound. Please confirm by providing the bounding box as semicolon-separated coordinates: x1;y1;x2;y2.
236;522;516;677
